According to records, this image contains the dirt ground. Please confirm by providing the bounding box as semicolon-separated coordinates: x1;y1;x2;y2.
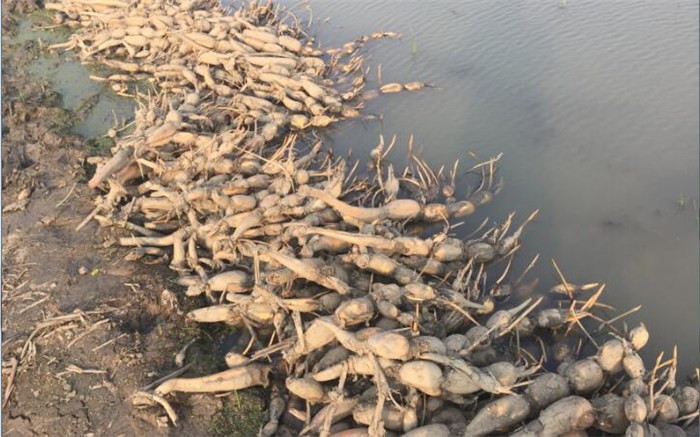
1;3;265;436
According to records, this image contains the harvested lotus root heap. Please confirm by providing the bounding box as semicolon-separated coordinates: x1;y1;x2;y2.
46;0;699;436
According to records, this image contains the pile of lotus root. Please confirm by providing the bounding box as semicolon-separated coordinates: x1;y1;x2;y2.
46;0;699;435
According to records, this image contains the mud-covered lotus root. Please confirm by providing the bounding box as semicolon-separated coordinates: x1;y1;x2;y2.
465;242;496;263
623;350;646;379
409;336;447;356
485;298;531;331
596;339;625;373
512;396;595;437
564;359;604;395
312;346;349;373
465;325;490;349
207;270;252;292
591;394;629;434
352;401;405;431
285;376;327;403
655;423;689;437
365;331;411;361
334;297;375;327
625;422;647;437
672;386;699;415
443;334;467;355
399;361;444;396
155;364;271;395
624;393;648;423
650;394;680;423
628;323;649;351
464;394;531;436
536;308;568;329
622;378;649;397
428;407;467;435
225;351;249;368
524;373;571;410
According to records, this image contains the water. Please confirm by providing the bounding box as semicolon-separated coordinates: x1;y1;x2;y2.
16;17;135;139
284;0;699;376
27;55;135;138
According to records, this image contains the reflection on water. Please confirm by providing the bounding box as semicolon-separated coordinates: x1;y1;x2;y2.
285;0;699;375
27;54;135;138
18;17;135;140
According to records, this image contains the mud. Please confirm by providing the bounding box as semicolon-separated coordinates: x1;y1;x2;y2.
1;2;262;436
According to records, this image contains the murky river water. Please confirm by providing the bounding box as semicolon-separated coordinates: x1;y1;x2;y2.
279;0;699;376
17;17;135;138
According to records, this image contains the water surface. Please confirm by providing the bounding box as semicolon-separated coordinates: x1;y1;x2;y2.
287;0;699;376
16;17;135;139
